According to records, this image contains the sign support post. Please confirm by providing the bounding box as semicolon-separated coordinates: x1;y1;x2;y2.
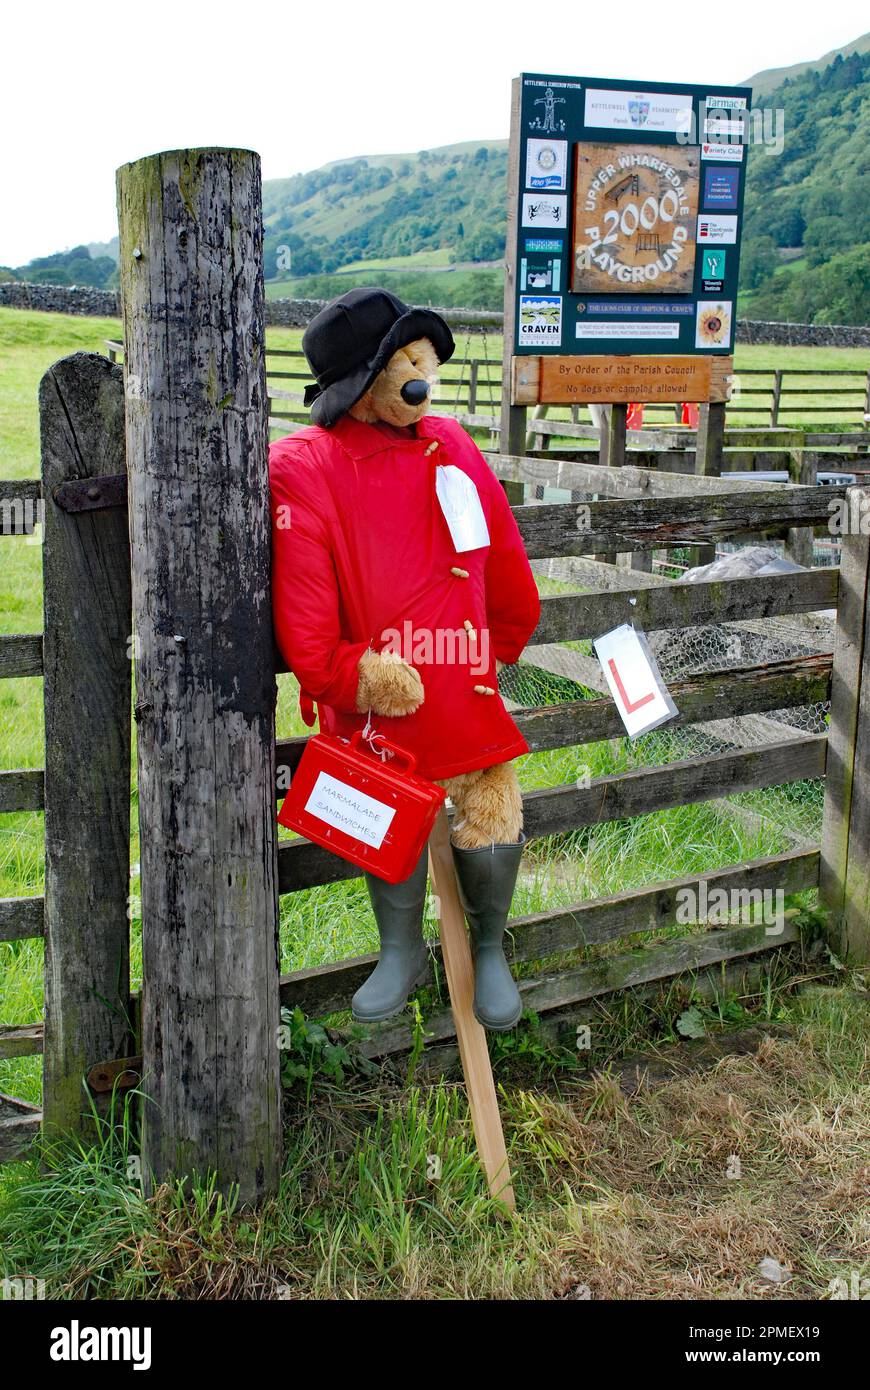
501;77;528;488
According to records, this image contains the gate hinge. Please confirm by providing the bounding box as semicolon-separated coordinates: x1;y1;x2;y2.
87;1055;142;1093
53;473;128;513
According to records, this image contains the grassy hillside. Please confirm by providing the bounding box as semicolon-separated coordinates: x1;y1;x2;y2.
743;31;870;99
740;47;870;324
262;141;507;298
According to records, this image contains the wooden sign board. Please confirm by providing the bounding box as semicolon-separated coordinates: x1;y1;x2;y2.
572;142;700;295
505;72;751;370
512;353;733;405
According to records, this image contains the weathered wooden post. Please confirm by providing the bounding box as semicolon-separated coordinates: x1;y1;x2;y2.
690;400;726;568
786;449;817;569
116;149;282;1202
820;485;870;963
41;353;132;1141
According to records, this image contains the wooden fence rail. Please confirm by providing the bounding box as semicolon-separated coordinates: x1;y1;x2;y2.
104;341;870;431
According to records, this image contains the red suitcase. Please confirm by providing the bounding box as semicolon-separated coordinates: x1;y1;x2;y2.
277;730;446;883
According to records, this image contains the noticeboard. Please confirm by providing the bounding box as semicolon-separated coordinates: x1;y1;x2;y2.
509;71;751;380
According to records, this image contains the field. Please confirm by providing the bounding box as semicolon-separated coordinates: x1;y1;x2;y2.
265;265;503;309
1;307;868;1299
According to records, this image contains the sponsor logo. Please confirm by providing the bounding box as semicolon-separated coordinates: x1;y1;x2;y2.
697;215;738;245
584;300;694;316
704;116;747;139
701;249;726;278
521;255;562;292
701;141;744;162
526;137;568;191
703;166;740;210
584;87;693;135
524;237;563;253
519;294;562;346
527;85;567;133
695;300;733;349
521;193;567;228
700;247;726;292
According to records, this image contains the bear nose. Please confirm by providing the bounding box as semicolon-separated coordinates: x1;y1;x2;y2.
401;379;430;406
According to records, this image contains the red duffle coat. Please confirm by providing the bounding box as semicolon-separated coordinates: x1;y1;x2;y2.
268;413;541;780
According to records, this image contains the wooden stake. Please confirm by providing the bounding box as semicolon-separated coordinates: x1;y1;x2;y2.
427;808;516;1212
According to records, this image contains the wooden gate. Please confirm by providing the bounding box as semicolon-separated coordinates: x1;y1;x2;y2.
1;147;868;1200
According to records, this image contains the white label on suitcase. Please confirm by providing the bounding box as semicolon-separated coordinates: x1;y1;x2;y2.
435;465;490;552
305;771;396;849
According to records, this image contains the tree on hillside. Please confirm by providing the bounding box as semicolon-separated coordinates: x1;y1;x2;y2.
739;235;779;290
13;246;115;289
741;45;870;323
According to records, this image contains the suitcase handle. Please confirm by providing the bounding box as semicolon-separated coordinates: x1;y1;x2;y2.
350;729;418;775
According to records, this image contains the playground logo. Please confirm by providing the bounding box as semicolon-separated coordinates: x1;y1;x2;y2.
379;622;491;677
49;1320;152;1370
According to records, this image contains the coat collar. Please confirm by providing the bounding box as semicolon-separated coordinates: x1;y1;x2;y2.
329;413;446;461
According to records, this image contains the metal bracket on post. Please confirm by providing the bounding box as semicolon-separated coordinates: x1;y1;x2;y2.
87;1055;143;1093
52;474;128;513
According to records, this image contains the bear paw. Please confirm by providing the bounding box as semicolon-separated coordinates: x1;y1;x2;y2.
356;648;424;718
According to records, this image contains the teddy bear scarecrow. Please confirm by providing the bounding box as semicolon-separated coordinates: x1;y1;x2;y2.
269;288;540;1031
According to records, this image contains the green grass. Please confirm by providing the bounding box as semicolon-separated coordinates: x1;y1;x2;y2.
1;986;867;1299
265;267;503;309
270;247;457;278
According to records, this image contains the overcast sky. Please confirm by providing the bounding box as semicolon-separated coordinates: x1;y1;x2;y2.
1;0;866;266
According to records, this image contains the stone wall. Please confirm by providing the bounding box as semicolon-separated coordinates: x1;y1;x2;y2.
2;281;869;348
734;319;870;348
263;297;327;328
0;282;121;316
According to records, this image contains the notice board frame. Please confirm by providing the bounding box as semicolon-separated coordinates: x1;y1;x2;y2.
501;71;751;441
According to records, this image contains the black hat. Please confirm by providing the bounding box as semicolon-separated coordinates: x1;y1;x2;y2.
301;287;455;427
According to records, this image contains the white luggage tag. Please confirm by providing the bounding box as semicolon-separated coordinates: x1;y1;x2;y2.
435;465;490;553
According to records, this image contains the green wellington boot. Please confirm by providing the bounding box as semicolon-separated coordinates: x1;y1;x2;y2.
352;847;430;1023
450;834;526;1032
